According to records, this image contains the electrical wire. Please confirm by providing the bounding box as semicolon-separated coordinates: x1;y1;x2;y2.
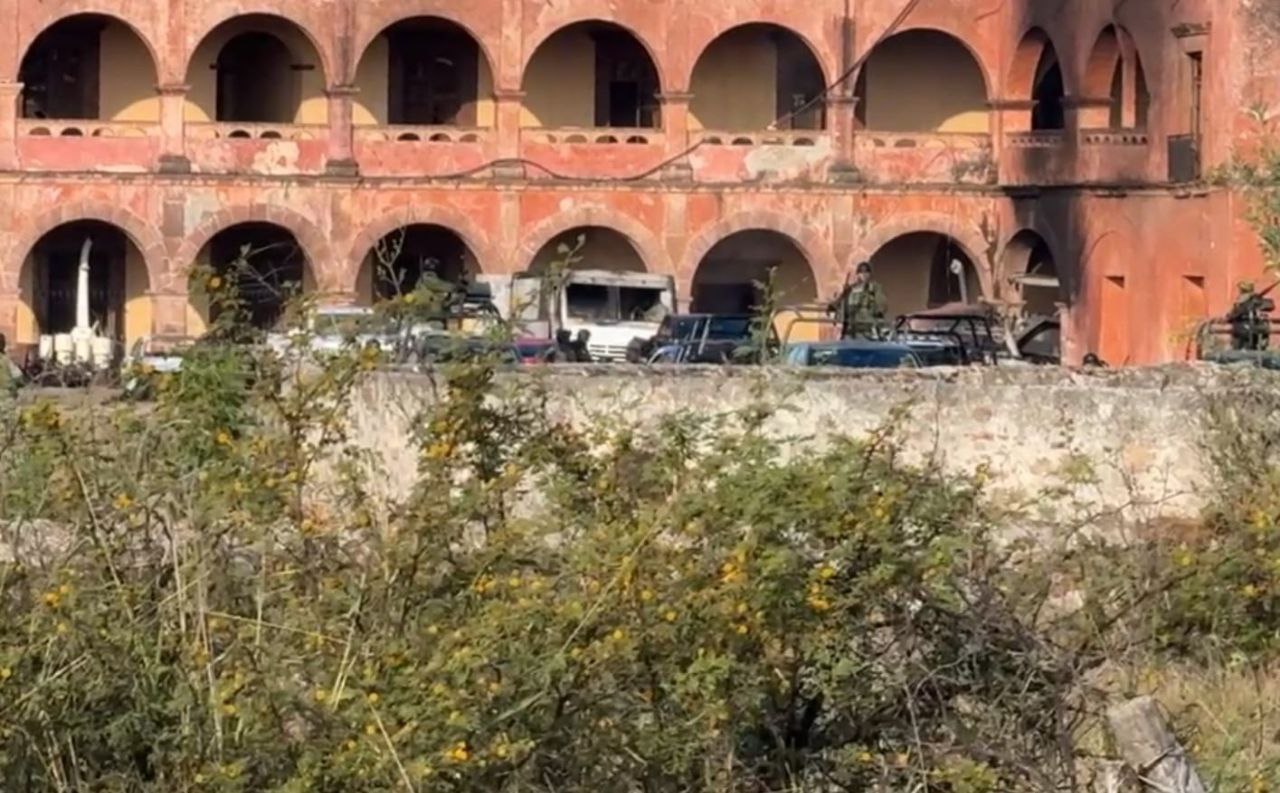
417;0;926;183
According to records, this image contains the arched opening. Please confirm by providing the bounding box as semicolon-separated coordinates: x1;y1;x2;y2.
855;30;989;133
17;221;151;348
529;226;647;273
521;22;661;129
19;15;159;122
358;225;479;303
688;24;825;132
193;223;312;331
185;15;327;124
691;231;817;313
1004;231;1060;320
1083;25;1149;130
353;18;494;127
869;232;982;316
1008;29;1065;132
691;230;821;343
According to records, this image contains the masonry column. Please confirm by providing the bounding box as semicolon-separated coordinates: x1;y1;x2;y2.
325;85;359;177
492;89;525;179
826;94;859;182
0;81;20;171
989;99;1034;183
157;83;190;173
658;92;693;181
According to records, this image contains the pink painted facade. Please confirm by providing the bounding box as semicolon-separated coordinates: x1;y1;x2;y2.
0;0;1267;364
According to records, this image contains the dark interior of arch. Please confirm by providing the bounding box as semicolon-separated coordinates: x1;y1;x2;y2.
380;18;482;126
370;225;472;300
208;223;306;329
19;15;152;120
1032;47;1065;131
691;231;817;314
216;32;296;122
27;220;132;337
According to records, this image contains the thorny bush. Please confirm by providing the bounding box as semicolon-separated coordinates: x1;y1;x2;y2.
0;308;1107;791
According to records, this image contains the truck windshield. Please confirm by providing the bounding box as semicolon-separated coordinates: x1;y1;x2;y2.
566;284;612;321
566;283;667;322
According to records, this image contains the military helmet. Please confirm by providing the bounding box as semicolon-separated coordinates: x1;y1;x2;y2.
1239;280;1257;294
855;261;873;276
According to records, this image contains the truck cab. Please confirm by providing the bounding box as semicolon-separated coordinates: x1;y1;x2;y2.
502;270;677;362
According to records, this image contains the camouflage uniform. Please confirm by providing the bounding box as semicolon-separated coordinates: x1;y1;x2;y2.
837;281;888;339
1230;281;1275;352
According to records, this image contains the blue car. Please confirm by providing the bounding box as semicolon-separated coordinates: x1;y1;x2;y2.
782;339;953;369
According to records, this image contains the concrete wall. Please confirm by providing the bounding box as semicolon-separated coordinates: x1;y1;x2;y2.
349;366;1242;521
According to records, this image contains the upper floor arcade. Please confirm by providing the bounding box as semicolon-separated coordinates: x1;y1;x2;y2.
0;0;1230;187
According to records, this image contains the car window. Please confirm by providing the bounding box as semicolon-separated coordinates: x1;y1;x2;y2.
619;287;666;322
812;347;914;368
566;284;612;321
1020;324;1061;359
706;317;752;340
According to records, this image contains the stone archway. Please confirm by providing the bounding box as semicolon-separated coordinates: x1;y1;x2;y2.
515;208;669;274
521;20;663;129
16;219;153;348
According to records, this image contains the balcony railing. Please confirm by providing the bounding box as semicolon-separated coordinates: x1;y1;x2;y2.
1005;130;1066;149
355;126;489;144
524;127;661;146
857;131;992;151
1079;130;1150;147
694;129;826;147
18;119;157;138
187;123;327;141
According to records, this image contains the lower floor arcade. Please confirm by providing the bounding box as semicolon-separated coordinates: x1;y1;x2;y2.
0;180;1256;366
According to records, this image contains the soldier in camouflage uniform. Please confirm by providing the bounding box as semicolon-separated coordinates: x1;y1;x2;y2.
831;261;888;339
1229;281;1275;352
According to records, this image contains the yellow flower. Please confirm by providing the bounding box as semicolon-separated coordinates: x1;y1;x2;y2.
42;591;62;608
207;275;223;291
611;628;626;642
640;589;655;602
112;493;133;510
403;293;418;305
663;610;678;623
0;667;11;681
214;430;232;446
818;565;837;580
312;689;328;704
855;750;874;764
807;596;831;613
366;692;381;705
364;723;377;736
55;622;69;635
446;742;470;763
1243;584;1261;599
221;703;237;717
735;624;749;636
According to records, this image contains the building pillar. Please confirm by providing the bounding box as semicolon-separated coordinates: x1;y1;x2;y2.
658;92;693;182
0;81;21;171
492;89;525;179
157;83;191;174
989;99;1035;182
325;85;359;177
826;94;859;183
150;290;190;336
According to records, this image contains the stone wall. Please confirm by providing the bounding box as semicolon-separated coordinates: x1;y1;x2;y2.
348;364;1273;521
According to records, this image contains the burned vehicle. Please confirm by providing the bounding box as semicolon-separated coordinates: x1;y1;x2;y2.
630;314;769;364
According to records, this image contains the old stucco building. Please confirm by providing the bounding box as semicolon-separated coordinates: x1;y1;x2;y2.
0;0;1266;364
